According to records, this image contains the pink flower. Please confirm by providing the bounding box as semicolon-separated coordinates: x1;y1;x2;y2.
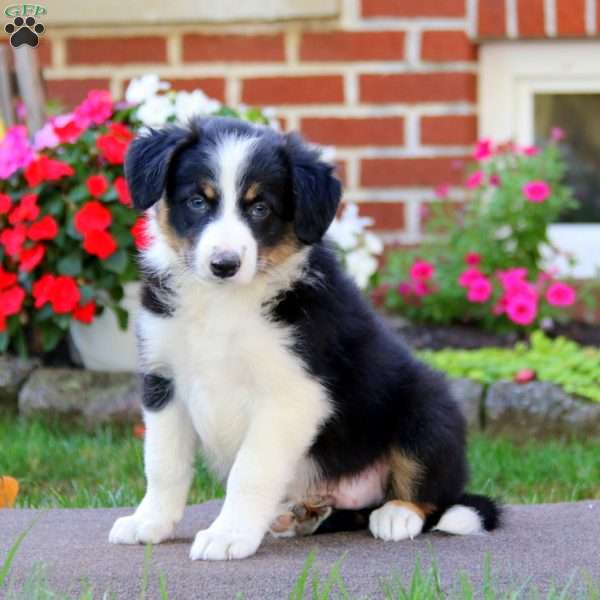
410;260;435;282
489;174;501;187
522;180;551;203
466;170;484;189
522;145;540;156
546;282;576;307
459;267;484;288
434;184;450;199
467;277;493;303
0;125;34;179
73;90;113;128
464;252;481;266
398;282;413;297
506;294;538;326
551;127;565;142
413;281;431;297
33;122;60;151
52;113;83;143
473;139;493;161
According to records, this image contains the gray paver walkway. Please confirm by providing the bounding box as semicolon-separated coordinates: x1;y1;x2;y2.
1;501;600;598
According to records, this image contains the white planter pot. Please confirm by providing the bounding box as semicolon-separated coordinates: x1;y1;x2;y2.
70;282;140;372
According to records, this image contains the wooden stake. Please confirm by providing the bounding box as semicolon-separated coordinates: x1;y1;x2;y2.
0;45;15;128
12;45;45;133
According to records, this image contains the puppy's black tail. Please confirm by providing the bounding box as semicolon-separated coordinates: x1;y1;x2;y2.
425;493;502;534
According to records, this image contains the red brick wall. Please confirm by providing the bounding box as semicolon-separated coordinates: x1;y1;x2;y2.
29;0;599;242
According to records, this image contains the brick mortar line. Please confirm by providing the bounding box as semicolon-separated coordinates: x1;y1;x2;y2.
280;105;477;117
46;63;478;78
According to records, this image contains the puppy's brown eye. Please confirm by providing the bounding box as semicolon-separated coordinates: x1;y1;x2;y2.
187;195;209;213
248;202;270;220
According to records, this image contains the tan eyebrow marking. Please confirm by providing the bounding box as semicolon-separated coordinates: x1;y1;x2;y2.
201;182;216;199
243;182;261;202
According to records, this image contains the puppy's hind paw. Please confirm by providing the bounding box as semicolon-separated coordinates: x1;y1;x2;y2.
189;527;262;561
109;514;175;545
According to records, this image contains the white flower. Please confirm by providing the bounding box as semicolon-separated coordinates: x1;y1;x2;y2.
125;74;170;105
364;232;384;255
262;107;280;132
174;90;221;123
345;248;379;289
135;95;175;128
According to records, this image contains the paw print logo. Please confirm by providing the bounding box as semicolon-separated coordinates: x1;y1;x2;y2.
5;16;45;48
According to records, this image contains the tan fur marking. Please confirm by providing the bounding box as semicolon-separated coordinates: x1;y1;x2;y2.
259;232;300;270
387;500;435;520
243;182;261;202
388;450;423;502
157;200;186;254
201;182;216;199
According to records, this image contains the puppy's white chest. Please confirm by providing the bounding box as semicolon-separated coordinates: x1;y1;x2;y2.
140;286;319;481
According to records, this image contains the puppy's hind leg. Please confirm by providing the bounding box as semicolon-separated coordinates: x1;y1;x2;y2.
109;386;197;545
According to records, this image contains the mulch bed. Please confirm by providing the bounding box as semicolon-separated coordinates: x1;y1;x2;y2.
393;320;600;350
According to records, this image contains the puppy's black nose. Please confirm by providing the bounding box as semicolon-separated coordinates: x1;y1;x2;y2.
210;251;241;279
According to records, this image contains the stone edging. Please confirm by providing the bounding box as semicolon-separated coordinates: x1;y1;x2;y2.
2;358;599;438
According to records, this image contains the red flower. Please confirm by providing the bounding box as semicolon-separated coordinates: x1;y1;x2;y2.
53;114;83;143
0;225;26;258
0;285;25;316
73;90;113;128
131;216;150;250
74;201;112;236
73;300;96;324
86;174;109;198
0;193;12;214
19;244;45;272
83;230;117;259
96;123;133;165
24;156;74;187
0;267;17;290
32;274;56;308
114;176;132;206
28;215;59;241
49;275;80;314
9;194;39;225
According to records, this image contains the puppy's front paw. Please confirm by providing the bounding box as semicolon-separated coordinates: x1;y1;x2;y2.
369;502;424;541
189;527;262;561
109;514;175;545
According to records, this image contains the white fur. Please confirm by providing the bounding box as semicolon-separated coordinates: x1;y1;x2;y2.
110;244;331;560
192;135;259;285
433;505;483;535
369;502;424;541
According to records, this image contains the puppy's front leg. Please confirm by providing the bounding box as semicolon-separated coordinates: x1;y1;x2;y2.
109;394;197;545
190;398;326;561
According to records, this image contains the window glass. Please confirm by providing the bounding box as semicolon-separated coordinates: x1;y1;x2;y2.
534;93;600;223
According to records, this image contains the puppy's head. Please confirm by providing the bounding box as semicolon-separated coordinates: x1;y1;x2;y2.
126;117;341;285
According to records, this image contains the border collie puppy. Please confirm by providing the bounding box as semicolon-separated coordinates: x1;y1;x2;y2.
109;117;500;561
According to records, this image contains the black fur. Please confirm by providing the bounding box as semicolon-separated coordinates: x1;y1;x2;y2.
140;272;175;317
270;243;500;532
142;374;174;411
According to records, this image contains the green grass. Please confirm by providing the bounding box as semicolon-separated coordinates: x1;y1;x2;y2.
2;407;600;508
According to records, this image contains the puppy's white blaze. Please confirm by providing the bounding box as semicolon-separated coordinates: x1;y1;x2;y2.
193;134;259;284
434;505;483;535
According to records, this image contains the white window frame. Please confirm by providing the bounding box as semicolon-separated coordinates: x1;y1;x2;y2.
479;41;600;278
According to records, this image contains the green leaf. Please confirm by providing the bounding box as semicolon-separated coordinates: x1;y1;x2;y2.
104;249;128;274
112;305;129;330
41;324;65;352
57;252;82;276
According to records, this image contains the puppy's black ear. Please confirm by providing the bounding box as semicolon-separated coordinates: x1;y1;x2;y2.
125;125;193;211
284;133;342;245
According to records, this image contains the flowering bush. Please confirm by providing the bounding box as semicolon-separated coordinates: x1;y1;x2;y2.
377;135;587;332
0;76;274;355
327;203;383;289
